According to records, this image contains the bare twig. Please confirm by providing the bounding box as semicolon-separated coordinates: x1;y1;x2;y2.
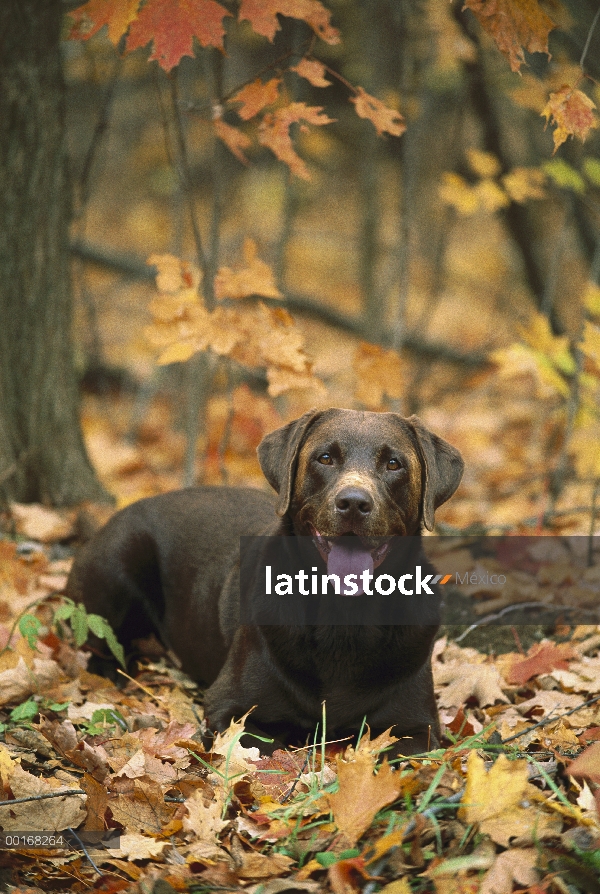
168;72;212;304
0;789;86;806
454;601;599;643
580;3;600;72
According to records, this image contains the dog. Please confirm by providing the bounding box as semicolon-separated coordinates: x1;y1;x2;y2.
66;408;464;754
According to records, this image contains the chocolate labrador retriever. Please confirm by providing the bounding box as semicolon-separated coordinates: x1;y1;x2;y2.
66;409;464;754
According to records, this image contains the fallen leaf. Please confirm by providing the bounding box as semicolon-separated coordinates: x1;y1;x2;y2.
4;764;86;832
568;741;600;784
480;847;539;894
106;832;167;861
11;503;74;543
327;754;401;845
434;661;509;708
183;789;229;839
0;655;62;706
506;641;576;685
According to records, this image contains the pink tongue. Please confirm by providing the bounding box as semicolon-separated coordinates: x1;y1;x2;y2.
327;541;374;596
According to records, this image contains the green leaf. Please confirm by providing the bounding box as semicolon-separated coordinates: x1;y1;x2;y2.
18;614;42;650
542;159;585;194
53;602;75;623
46;701;70;712
315;849;360;867
85;613;126;668
70;604;89;648
102;626;126;668
583;157;600;187
90;707;127;729
10;699;39;722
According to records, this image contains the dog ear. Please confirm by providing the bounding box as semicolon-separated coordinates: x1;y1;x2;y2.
406;415;464;532
257;410;323;516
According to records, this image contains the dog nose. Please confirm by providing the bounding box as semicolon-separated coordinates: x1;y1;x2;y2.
335;487;374;516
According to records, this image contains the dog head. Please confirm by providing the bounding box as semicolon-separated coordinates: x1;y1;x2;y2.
258;408;464;576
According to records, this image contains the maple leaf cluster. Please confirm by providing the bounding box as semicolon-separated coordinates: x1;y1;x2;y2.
144;242;325;398
68;0;406;180
68;0;339;69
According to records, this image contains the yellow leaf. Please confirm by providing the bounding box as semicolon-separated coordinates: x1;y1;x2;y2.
580;320;600;367
215;238;282;301
439;172;479;215
584;282;600;318
157;342;197;365
474;178;510;212
148;253;200;293
502;166;546;203
467;148;501;178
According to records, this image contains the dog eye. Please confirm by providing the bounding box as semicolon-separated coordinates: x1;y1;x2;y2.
317;453;333;465
387;458;402;471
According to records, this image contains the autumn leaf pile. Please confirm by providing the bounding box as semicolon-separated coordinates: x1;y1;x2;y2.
0;515;600;893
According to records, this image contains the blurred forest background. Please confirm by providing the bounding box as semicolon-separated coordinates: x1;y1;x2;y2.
3;0;600;535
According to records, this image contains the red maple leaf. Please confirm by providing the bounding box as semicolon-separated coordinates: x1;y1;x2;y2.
126;0;232;71
506;642;576;686
68;0;140;44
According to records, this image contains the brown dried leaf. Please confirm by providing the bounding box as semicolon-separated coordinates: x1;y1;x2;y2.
350;87;405;137
239;0;339;44
463;0;556;73
5;764;86;832
434;661;509;708
258;102;334;180
292;58;331;88
543;85;598;152
327;753;401;845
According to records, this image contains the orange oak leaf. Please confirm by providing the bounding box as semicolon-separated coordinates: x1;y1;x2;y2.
350;87;405;138
463;0;556;73
126;0;232;71
239;0;340;45
568;741;600;784
258;102;335;179
327;752;402;845
543;85;598;152
68;0;140;43
232;78;281;121
292;58;331;88
213;119;252;164
506;641;576;686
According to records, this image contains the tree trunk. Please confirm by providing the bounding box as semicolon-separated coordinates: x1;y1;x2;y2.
0;0;109;506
